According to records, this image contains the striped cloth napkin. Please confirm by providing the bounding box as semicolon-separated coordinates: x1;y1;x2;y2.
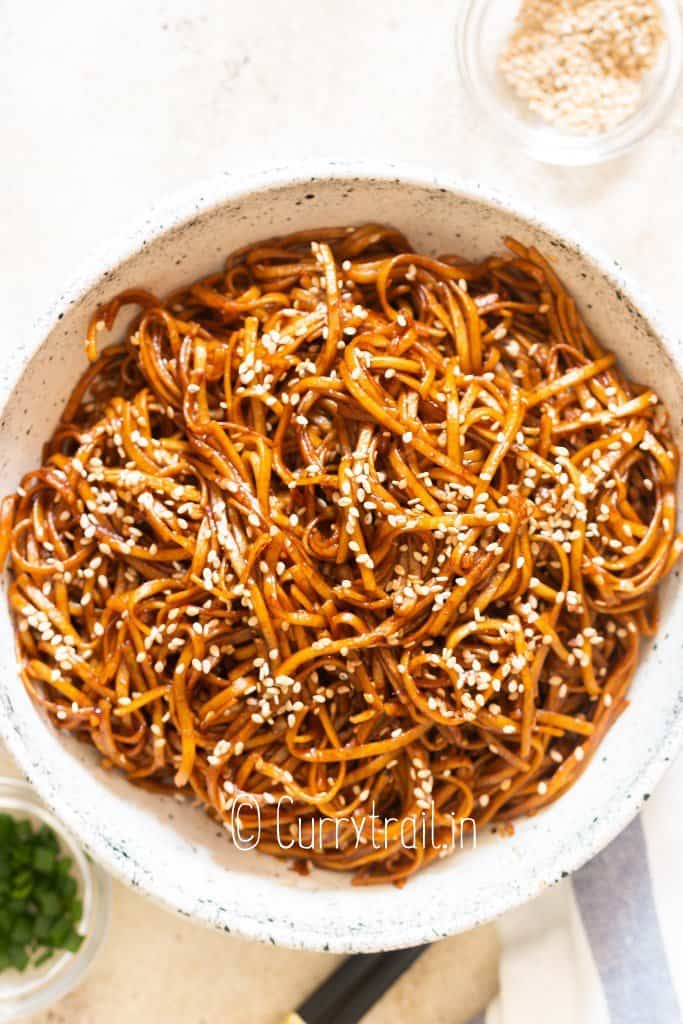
470;752;683;1024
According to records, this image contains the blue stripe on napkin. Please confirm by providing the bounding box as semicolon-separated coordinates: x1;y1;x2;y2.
572;815;680;1024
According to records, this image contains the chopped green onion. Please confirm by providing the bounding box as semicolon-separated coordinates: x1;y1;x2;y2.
0;814;84;972
33;847;56;874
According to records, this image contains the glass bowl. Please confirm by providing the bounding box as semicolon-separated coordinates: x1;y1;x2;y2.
455;0;683;166
0;778;110;1022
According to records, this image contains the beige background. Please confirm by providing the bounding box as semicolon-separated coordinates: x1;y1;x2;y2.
2;0;683;1021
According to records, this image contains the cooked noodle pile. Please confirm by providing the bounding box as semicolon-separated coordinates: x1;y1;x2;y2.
1;225;680;884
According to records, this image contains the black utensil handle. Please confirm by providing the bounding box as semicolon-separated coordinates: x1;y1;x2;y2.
288;946;428;1024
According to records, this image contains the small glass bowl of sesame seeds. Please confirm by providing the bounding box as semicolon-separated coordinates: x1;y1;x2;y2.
455;0;683;166
0;779;111;1021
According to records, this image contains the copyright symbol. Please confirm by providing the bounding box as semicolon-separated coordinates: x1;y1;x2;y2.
230;795;261;852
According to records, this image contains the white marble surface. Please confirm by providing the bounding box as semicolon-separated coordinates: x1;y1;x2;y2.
1;0;682;1020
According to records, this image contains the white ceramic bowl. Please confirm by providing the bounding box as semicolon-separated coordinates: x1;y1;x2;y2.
1;167;682;953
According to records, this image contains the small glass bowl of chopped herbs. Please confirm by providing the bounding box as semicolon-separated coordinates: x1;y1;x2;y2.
455;0;683;166
0;779;110;1021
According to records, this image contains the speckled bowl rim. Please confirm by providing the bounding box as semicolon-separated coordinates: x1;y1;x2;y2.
1;163;682;952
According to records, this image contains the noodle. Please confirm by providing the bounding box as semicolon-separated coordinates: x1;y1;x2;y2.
2;224;681;884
